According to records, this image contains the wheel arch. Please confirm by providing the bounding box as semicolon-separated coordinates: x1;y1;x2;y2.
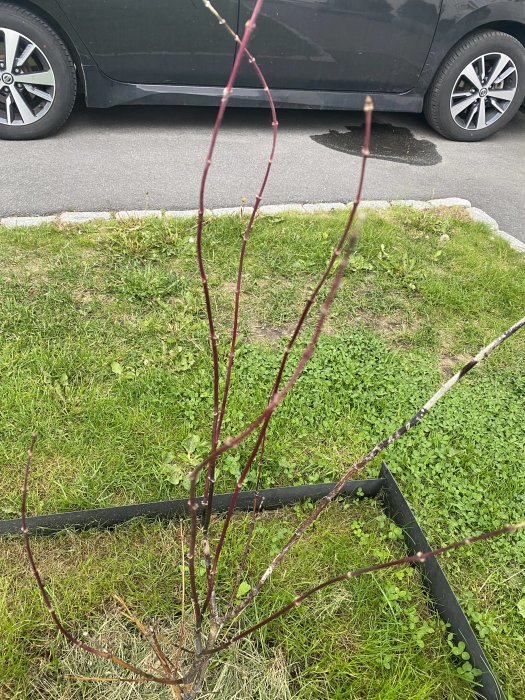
0;0;88;94
418;3;525;95
476;21;525;48
423;21;525;101
434;21;525;81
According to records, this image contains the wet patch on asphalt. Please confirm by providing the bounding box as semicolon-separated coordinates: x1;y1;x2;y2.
311;122;442;166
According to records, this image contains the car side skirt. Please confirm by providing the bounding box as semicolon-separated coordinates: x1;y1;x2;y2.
83;65;424;112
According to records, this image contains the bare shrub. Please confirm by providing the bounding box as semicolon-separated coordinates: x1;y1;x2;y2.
20;2;525;699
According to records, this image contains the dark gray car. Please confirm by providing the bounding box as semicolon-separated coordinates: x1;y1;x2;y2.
1;0;524;141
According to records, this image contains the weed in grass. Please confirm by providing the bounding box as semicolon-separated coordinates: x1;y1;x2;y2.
107;263;184;302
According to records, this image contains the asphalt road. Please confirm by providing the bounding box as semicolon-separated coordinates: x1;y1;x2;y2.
1;103;524;243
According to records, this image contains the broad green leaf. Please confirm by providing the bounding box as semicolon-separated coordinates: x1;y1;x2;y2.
236;582;251;598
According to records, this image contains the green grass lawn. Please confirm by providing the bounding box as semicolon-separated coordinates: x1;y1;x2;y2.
0;206;524;699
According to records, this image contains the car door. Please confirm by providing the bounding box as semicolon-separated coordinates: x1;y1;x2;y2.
57;0;239;85
236;0;443;93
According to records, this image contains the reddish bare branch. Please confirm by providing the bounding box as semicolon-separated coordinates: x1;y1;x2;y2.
203;6;278;442
188;0;266;629
200;0;278;553
202;99;375;611
224;314;525;621
208;519;525;652
174;521;187;677
21;435;182;688
201;222;363;611
187;476;203;637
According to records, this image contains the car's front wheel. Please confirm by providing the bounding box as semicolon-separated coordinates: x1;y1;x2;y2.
0;3;76;140
424;30;525;141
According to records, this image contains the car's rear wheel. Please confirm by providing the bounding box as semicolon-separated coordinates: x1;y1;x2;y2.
0;3;76;140
424;30;525;141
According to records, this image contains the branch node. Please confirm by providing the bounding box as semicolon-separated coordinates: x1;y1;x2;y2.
364;95;374;112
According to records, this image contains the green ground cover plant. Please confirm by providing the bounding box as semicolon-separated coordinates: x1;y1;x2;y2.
1;205;524;698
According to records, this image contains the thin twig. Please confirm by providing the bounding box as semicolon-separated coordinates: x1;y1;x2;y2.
224;314;525;621
201;0;279;544
21;435;181;689
201;5;278;440
113;595;176;680
174;521;187;677
230;429;270;596
203;99;375;612
188;0;267;634
227;493;265;607
198;2;278;633
200;219;363;613
207;518;525;652
187;479;203;644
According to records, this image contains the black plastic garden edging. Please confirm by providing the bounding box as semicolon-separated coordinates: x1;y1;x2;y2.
379;463;506;700
0;462;506;700
0;477;384;535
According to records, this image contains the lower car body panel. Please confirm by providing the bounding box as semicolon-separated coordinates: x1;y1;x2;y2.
82;65;424;112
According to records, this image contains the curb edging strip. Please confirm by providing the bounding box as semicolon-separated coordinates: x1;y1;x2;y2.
1;198;524;253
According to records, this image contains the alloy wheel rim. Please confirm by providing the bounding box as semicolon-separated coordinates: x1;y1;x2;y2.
0;27;56;126
450;52;518;131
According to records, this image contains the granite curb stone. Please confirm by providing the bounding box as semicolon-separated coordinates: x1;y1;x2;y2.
1;200;523;253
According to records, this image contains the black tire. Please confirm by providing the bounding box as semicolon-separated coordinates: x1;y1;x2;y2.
424;30;525;141
0;3;76;140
